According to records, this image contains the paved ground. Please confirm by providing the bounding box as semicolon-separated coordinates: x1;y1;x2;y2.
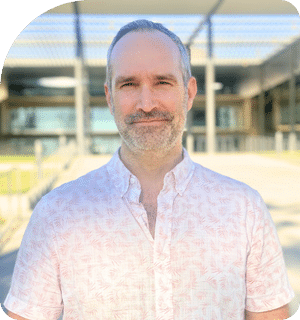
1;152;299;317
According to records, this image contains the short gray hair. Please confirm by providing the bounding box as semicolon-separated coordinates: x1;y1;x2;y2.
106;19;191;91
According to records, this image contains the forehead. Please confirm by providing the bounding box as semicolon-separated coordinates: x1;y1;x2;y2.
109;30;182;79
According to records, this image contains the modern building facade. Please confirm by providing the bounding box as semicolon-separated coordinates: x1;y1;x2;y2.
0;13;300;155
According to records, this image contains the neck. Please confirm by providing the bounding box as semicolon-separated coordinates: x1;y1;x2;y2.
119;143;184;187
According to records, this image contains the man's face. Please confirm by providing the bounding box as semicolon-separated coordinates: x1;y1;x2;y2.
105;30;197;153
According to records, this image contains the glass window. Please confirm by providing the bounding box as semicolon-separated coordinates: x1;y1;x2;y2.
281;103;300;125
8;77;74;97
192;106;238;128
297;103;300;124
10;107;76;133
90;107;118;132
9;106;119;134
89;78;106;96
193;109;205;126
2;137;60;156
216;106;238;129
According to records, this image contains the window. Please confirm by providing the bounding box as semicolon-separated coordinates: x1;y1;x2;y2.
10;107;76;133
281;103;300;125
193;109;205;126
90;107;118;132
8;77;74;97
217;106;237;129
192;106;238;128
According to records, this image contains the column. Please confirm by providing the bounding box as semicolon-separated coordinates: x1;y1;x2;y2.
289;46;296;151
272;88;281;130
186;109;194;153
272;88;283;152
73;1;90;155
206;17;216;154
258;66;265;136
243;98;252;132
75;58;90;155
242;98;252;152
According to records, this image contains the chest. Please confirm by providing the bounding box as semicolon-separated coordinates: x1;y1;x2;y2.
139;190;159;237
58;196;249;318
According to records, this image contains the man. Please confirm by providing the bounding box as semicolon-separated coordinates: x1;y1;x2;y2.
5;20;294;320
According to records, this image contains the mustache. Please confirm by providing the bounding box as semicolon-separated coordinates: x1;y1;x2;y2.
125;110;173;124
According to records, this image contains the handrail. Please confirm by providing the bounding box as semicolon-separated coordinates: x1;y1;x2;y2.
0;140;78;252
0;140;78;214
26;140;78;210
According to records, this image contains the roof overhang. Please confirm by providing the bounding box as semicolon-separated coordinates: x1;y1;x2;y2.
47;0;299;15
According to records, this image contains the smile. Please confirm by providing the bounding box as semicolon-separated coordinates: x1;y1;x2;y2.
132;119;169;125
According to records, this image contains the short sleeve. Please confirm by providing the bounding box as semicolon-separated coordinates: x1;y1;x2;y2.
245;191;295;312
4;197;63;320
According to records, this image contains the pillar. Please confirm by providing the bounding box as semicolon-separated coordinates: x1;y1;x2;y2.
75;58;89;155
243;98;252;132
258;66;265;136
288;46;296;151
205;17;216;154
272;88;281;130
186;109;194;153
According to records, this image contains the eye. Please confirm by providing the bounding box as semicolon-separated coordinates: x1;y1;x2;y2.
157;81;171;86
121;82;136;88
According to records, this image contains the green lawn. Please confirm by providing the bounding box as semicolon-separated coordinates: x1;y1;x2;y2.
0;154;70;194
0;216;5;225
0;155;36;163
0;154;68;165
0;155;60;224
0;169;53;194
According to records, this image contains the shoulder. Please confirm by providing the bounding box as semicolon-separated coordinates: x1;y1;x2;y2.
191;161;266;225
47;163;111;200
32;163;114;223
192;161;259;198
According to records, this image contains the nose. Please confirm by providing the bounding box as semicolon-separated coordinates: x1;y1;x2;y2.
136;85;156;112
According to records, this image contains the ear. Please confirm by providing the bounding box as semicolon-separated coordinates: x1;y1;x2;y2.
104;83;114;115
187;76;197;112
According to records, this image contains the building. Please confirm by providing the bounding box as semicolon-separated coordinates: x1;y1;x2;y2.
0;2;300;155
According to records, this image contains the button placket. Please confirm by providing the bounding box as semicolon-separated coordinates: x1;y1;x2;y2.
124;176;153;243
154;175;176;320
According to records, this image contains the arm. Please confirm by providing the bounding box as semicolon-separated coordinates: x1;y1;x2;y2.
4;199;63;319
245;304;290;320
245;192;294;315
7;310;29;320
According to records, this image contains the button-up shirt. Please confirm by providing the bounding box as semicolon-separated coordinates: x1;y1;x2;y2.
4;148;294;319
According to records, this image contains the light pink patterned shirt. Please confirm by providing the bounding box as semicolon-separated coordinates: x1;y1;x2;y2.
5;148;294;319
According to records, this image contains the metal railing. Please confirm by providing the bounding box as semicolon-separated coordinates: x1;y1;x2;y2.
192;133;299;153
0;139;78;251
26;139;78;212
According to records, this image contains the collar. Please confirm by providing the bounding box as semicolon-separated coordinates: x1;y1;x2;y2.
106;147;195;197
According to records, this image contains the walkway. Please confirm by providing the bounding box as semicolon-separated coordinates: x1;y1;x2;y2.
1;152;299;316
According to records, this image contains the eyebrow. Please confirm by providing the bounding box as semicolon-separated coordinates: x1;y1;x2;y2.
115;76;137;87
155;74;178;83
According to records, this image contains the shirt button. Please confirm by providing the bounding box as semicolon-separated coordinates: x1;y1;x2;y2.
130;177;135;184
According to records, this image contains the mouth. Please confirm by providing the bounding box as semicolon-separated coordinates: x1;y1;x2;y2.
132;119;169;125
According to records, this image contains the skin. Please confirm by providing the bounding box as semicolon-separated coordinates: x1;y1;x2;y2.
105;31;196;160
245;304;290;319
6;311;29;319
6;30;291;320
6;304;291;319
105;31;197;237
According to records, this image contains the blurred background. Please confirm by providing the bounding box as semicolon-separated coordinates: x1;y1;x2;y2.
0;0;300;317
